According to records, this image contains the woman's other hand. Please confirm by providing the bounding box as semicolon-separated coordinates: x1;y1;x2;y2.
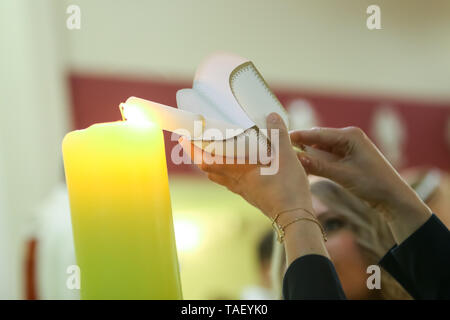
290;127;432;243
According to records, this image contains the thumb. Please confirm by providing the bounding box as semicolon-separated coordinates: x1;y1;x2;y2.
266;112;291;154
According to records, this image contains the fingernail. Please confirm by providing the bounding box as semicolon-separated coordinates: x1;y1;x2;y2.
268;113;279;123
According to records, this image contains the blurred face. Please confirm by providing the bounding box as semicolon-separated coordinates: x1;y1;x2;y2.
312;196;377;300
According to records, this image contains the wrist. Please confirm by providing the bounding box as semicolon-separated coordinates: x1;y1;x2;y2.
384;182;431;220
274;207;316;226
267;194;314;221
382;182;432;244
271;207;327;245
283;218;330;264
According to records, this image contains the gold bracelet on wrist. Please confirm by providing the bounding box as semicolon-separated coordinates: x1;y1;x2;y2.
271;208;327;243
272;207;316;222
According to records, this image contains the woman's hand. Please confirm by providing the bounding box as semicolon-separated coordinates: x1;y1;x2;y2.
179;113;312;220
290;126;432;243
179;113;330;263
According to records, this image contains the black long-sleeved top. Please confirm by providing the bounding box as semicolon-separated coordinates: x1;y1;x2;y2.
283;214;450;300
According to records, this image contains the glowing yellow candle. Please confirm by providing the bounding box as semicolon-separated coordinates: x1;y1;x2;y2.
62;119;182;300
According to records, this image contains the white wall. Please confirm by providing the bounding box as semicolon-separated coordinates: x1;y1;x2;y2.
63;0;450;101
0;149;10;299
0;0;70;298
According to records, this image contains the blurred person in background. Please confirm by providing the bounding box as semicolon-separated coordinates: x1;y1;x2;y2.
23;169;78;300
309;179;411;299
240;230;276;300
31;182;79;300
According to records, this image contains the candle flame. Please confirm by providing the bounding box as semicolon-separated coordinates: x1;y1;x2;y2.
120;103;153;126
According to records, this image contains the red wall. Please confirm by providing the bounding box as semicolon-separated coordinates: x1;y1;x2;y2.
69;73;450;173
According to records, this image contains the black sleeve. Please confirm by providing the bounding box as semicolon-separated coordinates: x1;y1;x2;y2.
379;214;450;300
282;254;346;300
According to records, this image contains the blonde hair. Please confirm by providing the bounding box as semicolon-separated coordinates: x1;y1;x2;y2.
309;179;411;300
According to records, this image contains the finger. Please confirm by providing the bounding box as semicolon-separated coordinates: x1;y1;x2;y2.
207;172;230;187
266;112;292;155
179;137;222;166
302;145;341;163
296;150;343;182
289;127;351;156
179;137;237;178
200;161;227;174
